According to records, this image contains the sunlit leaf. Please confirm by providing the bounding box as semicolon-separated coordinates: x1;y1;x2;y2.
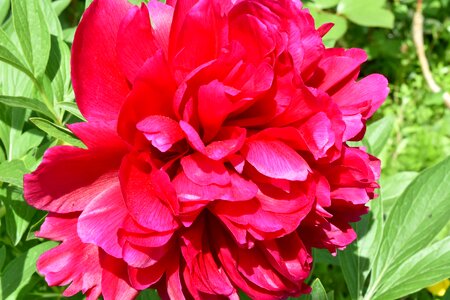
0;241;57;300
366;157;450;299
11;0;51;78
30;117;84;148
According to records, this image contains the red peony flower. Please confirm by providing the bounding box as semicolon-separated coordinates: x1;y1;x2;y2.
24;0;388;299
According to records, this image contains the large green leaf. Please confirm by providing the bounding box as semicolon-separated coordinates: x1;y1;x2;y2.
338;198;384;300
0;159;28;187
30;117;85;148
0;28;33;79
337;0;394;29
11;0;51;79
380;171;418;213
0;241;57;300
38;0;64;37
365;115;395;156
372;237;450;300
366;157;450;299
0;95;54;119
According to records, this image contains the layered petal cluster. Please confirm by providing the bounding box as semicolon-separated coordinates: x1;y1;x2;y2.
24;0;388;299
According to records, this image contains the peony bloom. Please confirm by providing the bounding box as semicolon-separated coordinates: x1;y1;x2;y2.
24;0;388;299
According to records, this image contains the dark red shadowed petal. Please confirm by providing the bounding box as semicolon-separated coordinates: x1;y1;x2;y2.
100;252;139;300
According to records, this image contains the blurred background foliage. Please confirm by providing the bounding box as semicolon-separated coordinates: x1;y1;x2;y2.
0;0;449;299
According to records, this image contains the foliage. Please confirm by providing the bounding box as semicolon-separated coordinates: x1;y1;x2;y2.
0;0;449;299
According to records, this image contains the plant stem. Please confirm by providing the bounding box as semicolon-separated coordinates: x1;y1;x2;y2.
412;0;450;108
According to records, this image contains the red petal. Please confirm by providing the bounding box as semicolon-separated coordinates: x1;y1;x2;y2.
116;5;158;83
36;214;102;298
100;252;138;300
180;153;230;186
67;121;128;150
128;261;167;290
242;139;310;181
197;80;234;141
261;232;311;282
147;1;174;57
117;51;177;143
333;73;389;119
119;153;178;232
137;115;184;152
307;48;367;94
24;145;124;213
78;183;127;258
72;0;132;121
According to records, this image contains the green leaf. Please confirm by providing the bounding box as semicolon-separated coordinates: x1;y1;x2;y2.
313;0;340;9
0;241;57;300
0;159;28;187
0;187;36;245
310;279;328;300
308;9;348;46
63;27;76;43
380;171;418;213
337;0;394;29
365;115;395;156
372;237;450;300
0;246;6;272
57;102;86;121
46;37;71;103
85;0;94;9
338;198;384;300
0;0;10;24
136;289;160;299
11;0;51;78
30;117;85;148
51;0;71;16
366;157;450;299
313;249;339;266
0;29;33;79
38;0;63;37
0;95;54;119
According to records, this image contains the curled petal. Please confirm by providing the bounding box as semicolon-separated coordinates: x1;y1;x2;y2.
242;139;310;181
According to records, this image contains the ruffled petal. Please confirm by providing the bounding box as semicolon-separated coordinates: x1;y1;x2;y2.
36;214;102;298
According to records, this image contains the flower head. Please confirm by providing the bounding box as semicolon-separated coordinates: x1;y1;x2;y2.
24;0;389;299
